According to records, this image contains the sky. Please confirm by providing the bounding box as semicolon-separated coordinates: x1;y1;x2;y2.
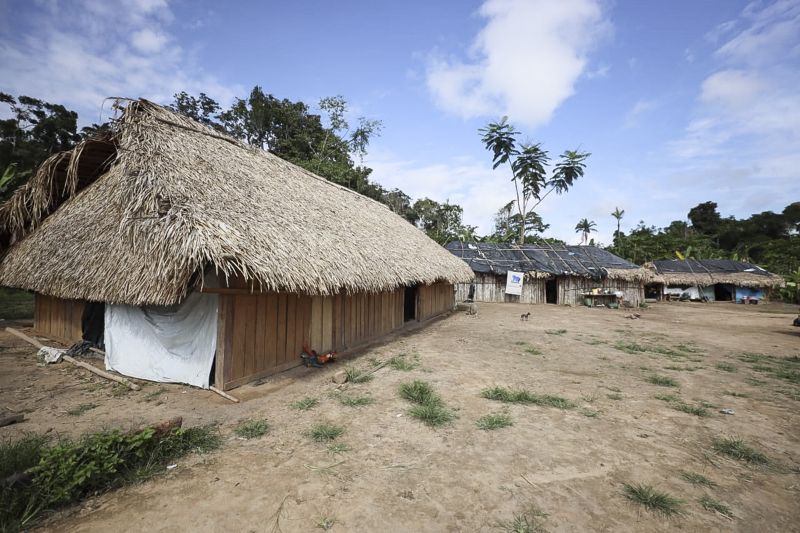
1;0;798;245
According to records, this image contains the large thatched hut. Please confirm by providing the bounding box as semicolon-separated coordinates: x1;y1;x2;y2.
0;100;472;390
645;259;784;302
446;241;650;306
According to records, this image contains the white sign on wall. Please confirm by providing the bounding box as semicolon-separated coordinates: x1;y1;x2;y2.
505;270;524;295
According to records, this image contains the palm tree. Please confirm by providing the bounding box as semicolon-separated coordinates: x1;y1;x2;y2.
611;207;624;239
575;218;597;245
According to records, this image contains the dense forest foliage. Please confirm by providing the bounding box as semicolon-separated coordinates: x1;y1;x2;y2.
1;92;797;291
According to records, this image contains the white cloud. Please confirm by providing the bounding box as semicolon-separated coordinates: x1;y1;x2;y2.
623;99;658;128
425;0;609;127
586;63;611;79
0;0;240;123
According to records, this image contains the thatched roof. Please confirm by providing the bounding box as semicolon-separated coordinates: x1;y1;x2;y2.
645;259;785;288
445;241;652;282
0;99;473;305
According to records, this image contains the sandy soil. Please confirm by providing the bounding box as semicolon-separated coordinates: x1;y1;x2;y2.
1;302;799;532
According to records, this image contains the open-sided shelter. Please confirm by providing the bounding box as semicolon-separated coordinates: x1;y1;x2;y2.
446;241;650;306
0;100;472;390
645;259;784;302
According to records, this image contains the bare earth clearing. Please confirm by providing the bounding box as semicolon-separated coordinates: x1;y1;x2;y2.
1;302;798;532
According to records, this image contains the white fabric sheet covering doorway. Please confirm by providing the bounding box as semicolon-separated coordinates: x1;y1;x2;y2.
104;292;218;388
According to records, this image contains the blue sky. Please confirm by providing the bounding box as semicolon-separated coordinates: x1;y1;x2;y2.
1;0;798;244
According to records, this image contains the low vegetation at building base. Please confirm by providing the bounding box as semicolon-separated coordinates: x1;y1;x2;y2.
344;367;373;383
388;353;420;371
622;483;683;517
712;437;769;465
481;386;575;409
291;397;320;410
398;380;455;427
235;419;270;439
0;425;220;531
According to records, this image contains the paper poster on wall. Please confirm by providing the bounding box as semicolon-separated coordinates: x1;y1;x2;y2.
505;270;524;295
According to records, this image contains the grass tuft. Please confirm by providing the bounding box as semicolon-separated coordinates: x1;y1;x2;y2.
481;386;575;409
712;437;768;465
308;424;345;442
606;393;623;401
476;413;513;430
337;394;374;407
344;366;373;383
408;404;455;427
399;380;442;406
291;397;320;410
579;408;600;418
647;375;678;387
545;329;567;335
234;419;270;439
699;495;733;518
326;442;351;455
614;341;648;354
388;354;419;371
66;403;97;416
715;362;737;372
680;471;716;487
622;483;683;516
497;506;548;533
723;390;748;398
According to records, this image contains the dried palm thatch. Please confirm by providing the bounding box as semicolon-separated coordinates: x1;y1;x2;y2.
644;260;784;288
0;100;473;305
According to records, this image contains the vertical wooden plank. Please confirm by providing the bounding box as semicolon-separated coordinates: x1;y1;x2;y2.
254;295;267;372
294;295;307;356
230;295;247;380
322;296;333;351
215;294;228;388
265;293;278;370
311;296;323;350
276;294;288;364
243;296;256;378
285;295;297;363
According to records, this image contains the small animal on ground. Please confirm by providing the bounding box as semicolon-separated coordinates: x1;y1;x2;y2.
520;312;531;321
467;303;478;316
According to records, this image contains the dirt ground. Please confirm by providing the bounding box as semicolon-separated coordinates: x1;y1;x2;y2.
1;301;799;532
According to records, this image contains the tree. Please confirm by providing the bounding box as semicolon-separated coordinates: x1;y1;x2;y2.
0;93;81;198
688;201;721;236
170;91;222;128
407;198;475;245
611;207;625;240
480;117;589;244
575;218;597;245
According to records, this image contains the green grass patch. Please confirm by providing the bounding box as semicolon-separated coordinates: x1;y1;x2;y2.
655;394;708;417
606;393;623;401
476;413;513;430
579;408;600;418
497;506;548;532
614;341;648;354
715;362;737;372
664;365;699;372
622;483;683;517
344;367;373;383
0;425;219;531
234;419;270;439
399;380;442;406
291;397;320;410
337;394;374;407
66;403;97;416
326;442;351;455
481;386;575;409
388;354;419;371
308;424;345;442
409;403;455;427
712;437;768;465
647;375;678;387
680;471;716;487
699;495;733;518
0;287;34;320
544;329;567;335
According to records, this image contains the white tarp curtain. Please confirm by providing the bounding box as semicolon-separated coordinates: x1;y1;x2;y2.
104;292;218;388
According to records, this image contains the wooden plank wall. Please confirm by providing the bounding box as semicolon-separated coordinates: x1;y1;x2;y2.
455;274;546;304
417;282;455;321
557;277;644;306
216;293;312;390
33;294;85;345
217;282;455;390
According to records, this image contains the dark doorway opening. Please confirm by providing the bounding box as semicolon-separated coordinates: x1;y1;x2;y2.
545;279;557;304
714;284;733;301
81;302;105;348
404;285;418;322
